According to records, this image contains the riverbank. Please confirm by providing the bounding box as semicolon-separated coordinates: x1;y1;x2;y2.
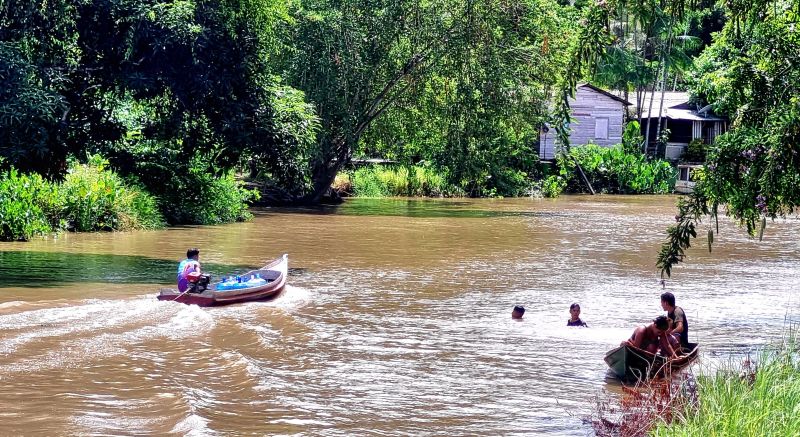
331;144;677;200
0;156;256;242
591;332;800;437
652;335;800;436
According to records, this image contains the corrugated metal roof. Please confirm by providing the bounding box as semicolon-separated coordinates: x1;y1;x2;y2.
610;90;690;111
643;107;726;121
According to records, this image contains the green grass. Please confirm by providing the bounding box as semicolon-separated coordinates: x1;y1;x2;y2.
347;165;461;197
652;339;800;437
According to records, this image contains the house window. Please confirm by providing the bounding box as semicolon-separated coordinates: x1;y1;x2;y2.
595;118;609;140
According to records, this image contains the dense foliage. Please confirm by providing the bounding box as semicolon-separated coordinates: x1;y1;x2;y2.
1;0;583;206
0;168;52;240
657;0;800;276
279;0;579;200
336;165;460;198
0;158;163;241
0;0;312;220
57;156;164;231
560;144;676;194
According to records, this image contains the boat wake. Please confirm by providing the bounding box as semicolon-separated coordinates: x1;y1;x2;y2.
0;296;213;374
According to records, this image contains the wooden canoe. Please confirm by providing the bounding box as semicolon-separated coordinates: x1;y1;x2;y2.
157;254;288;307
604;342;699;380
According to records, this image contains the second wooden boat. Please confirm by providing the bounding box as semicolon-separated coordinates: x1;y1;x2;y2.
604;342;699;380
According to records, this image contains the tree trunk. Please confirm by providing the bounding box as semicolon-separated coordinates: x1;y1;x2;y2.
304;136;351;204
654;61;668;150
655;20;675;147
643;81;656;154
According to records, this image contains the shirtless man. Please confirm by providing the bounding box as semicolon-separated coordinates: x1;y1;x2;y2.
625;316;677;358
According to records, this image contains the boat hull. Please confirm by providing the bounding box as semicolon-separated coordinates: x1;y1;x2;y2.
158;254;288;306
604;342;699;380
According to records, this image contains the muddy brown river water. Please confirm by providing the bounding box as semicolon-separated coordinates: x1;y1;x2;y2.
1;196;798;435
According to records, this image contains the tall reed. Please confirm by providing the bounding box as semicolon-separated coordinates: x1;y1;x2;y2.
652;338;800;436
348;165;459;197
589;331;800;437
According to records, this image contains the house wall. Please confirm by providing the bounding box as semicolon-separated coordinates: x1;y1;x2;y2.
643;119;726;157
540;86;626;160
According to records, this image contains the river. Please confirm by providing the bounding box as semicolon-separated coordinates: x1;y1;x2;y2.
1;195;798;436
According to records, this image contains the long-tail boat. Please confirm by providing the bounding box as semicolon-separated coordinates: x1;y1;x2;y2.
157;254;288;306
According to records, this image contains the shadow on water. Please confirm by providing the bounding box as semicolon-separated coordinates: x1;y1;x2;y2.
0;251;258;288
262;198;575;219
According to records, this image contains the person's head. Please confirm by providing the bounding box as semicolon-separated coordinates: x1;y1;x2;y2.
187;248;200;260
652;315;670;333
569;303;581;319
512;305;525;319
660;292;676;310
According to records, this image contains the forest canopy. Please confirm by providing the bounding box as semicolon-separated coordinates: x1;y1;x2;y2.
2;0;798;257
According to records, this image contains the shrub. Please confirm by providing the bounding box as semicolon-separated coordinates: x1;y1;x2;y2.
0;168;53;241
622;121;644;155
561;144;677;194
57;156;165;231
350;165;460;197
681;139;707;163
332;172;353;195
541;175;567;198
352;167;389;197
163;161;259;225
410;166;450;197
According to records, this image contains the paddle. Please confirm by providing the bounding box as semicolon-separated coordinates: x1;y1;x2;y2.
172;274;210;301
172;287;193;302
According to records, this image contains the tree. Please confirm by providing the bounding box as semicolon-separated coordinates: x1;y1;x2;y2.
283;0;577;202
657;0;800;276
360;0;577;196
0;0;307;179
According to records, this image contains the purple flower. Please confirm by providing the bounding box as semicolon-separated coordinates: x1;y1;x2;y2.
756;195;767;213
740;150;756;161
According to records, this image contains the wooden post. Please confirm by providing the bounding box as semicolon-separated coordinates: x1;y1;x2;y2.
572;156;595;195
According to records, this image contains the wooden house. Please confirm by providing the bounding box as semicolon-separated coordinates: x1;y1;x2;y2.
636;92;728;160
539;84;631;160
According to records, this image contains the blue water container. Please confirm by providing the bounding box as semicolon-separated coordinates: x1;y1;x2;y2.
216;276;239;291
247;274;267;287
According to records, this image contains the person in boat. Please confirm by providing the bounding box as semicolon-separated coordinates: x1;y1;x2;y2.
661;292;689;350
177;248;210;293
511;305;525;319
567;303;588;327
624;316;678;358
